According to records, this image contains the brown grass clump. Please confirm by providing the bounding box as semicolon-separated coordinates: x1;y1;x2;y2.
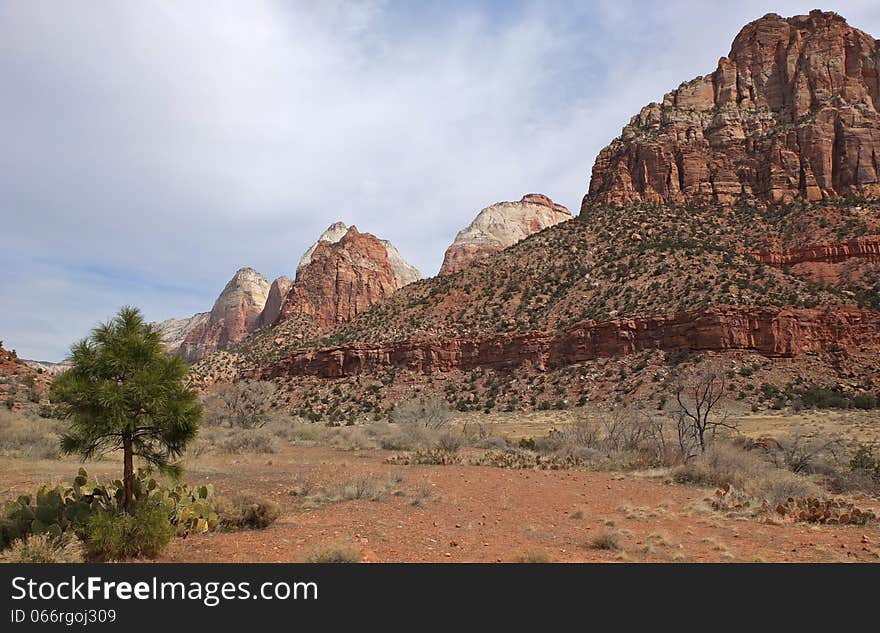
302;542;361;563
587;530;622;551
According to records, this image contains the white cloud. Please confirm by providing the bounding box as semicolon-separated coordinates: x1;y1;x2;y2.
2;1;879;360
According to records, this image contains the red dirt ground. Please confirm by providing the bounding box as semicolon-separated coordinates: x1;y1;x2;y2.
3;446;879;563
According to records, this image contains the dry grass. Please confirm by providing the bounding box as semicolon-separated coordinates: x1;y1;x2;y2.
302;542;361;563
673;443;823;504
301;474;404;508
0;534;84;563
0;410;65;459
514;549;551;563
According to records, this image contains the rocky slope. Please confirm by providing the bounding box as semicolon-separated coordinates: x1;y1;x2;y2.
587;10;880;207
439;194;572;275
0;341;49;409
178;268;271;363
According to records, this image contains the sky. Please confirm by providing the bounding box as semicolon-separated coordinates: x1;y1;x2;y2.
2;1;880;361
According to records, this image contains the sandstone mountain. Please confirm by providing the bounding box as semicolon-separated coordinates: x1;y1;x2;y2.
439;194;572;275
278;225;418;330
191;10;880;422
178;268;270;363
155;312;210;354
163;224;420;364
587;10;880;207
298;222;421;288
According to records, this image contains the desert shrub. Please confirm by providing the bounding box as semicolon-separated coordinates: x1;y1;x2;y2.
84;502;174;561
207;381;275;428
215;495;280;530
589;530;622;550
752;469;822;505
0;534;84;563
673;443;822;503
764;432;844;475
674;443;769;489
850;444;880;481
283;421;335;445
566;416;601;448
391;397;453;429
302;543;360;563
435;431;463;453
474;436;509;450
219;430;276;454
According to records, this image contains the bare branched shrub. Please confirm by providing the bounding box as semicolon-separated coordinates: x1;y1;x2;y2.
391;397;453;429
566;415;600;448
770;432;844;474
210;381;275;429
673;361;737;456
602;408;651;452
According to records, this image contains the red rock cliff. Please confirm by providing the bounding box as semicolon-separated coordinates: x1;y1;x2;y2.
254;306;880;379
586;11;880;207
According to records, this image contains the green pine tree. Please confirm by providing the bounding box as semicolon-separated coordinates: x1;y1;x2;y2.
50;306;202;512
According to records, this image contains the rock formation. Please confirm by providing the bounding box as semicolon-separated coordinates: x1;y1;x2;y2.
298;222;421;288
439;194;571;275
178;268;270;363
154;312;209;354
255;306;880;379
278;226;413;330
586;10;880;207
256;276;293;328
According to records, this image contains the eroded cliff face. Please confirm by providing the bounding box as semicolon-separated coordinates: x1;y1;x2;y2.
254;306;880;379
278;227;410;330
178;268;270;363
586;10;880;207
439;194;572;275
754;239;880;266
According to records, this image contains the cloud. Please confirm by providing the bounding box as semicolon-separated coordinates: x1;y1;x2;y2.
2;0;879;360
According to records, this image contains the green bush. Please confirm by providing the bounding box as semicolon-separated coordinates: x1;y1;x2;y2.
850;444;880;481
84;502;174;561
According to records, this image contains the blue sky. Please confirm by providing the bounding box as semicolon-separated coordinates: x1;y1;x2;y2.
2;1;880;361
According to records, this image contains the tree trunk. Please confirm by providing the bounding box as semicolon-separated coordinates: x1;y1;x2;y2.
122;434;134;513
